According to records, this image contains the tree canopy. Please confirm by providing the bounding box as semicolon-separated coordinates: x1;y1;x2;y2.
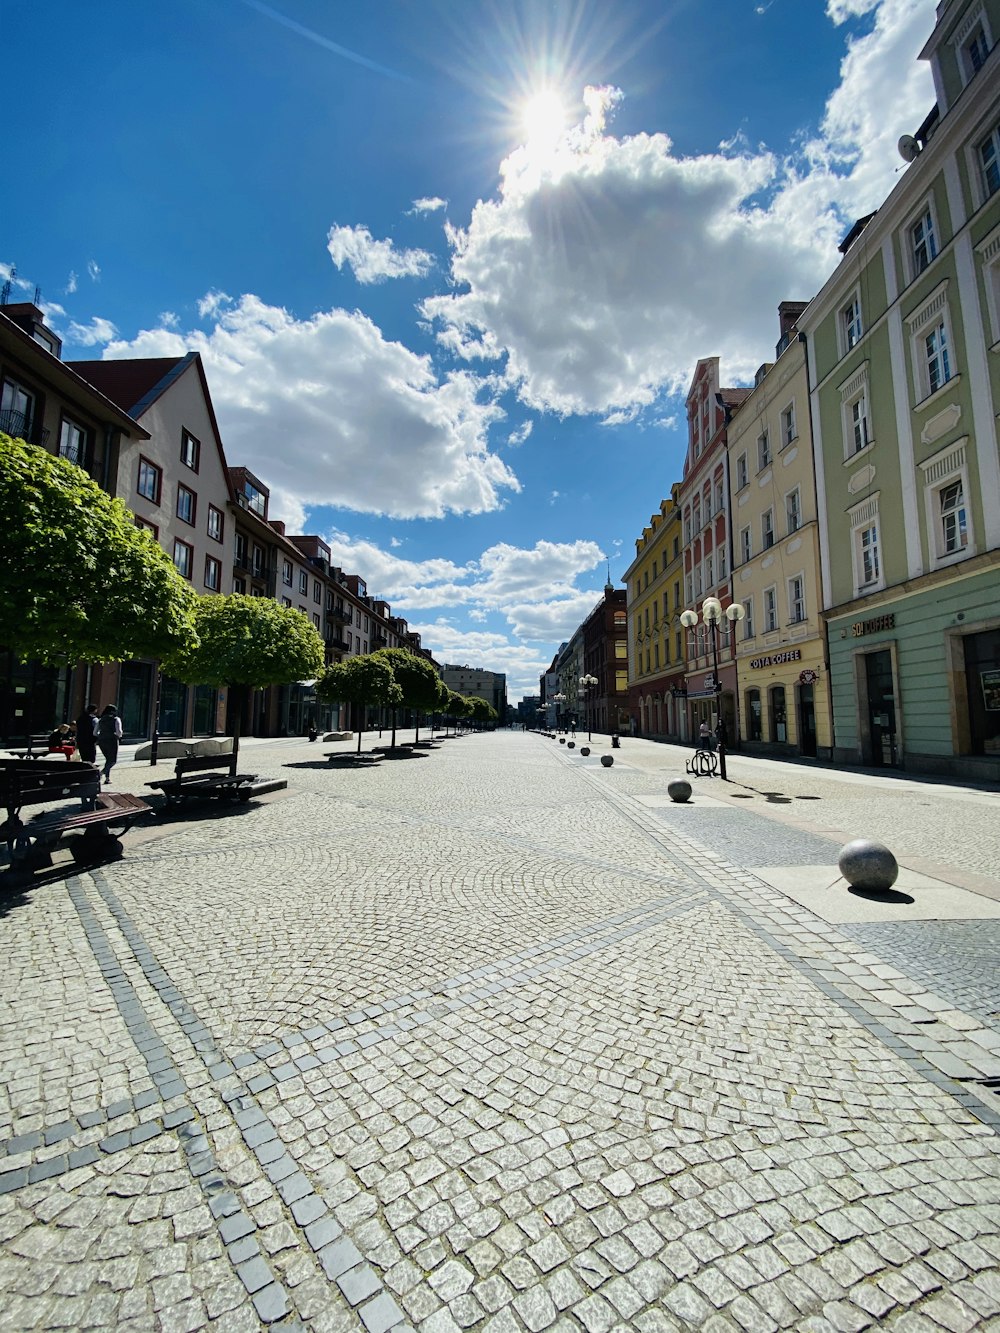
0;432;197;665
163;594;325;689
372;648;441;712
317;654;401;752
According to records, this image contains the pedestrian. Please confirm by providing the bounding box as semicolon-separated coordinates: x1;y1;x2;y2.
75;703;99;765
97;704;123;784
698;720;712;751
46;723;76;760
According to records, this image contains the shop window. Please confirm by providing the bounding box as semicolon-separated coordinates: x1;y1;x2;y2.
963;629;1000;756
769;685;787;743
745;688;762;742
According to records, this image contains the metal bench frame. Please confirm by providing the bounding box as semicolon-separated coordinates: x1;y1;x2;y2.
146;754;260;806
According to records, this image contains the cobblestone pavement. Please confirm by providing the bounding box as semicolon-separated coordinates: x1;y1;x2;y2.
1;731;999;1331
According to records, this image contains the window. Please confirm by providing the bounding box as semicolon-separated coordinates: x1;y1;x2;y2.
299;570;308;595
718;545;727;579
654;642;660;668
204;555;221;591
615;671;628;692
955;9;992;84
694;566;703;597
742;598;754;640
780;404;796;447
675;632;682;661
764;587;777;632
615;640;627;658
181;430;200;471
234;577;246;594
788;575;805;624
966;24;990;75
757;431;771;472
762;509;774;550
252;544;265;578
910;209;937;276
59;417;86;466
839;363;872;458
134;516;158;539
313;613;321;630
978;121;1000;200
848;493;883;595
0;378;36;439
861;527;879;584
842;293;863;352
979;226;1000;344
614;610;626;626
137;458;161;504
282;596;292;608
715;481;724;513
939;480;967;554
786;488;801;535
207;505;224;542
313;579;322;604
242;480;266;518
177;484;196;525
925;321;952;394
235;533;248;568
173;539;193;580
282;559;293;587
740;526;751;563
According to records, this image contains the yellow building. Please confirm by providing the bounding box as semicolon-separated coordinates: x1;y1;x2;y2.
622;485;688;739
726;305;832;758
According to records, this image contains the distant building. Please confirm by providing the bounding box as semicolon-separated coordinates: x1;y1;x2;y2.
623;485;686;740
441;665;507;718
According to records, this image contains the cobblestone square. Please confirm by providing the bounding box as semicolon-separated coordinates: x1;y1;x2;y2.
2;732;999;1330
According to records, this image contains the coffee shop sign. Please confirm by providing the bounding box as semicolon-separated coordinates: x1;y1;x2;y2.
748;649;802;670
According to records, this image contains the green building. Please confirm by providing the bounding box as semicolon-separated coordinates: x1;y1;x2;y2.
799;0;1000;779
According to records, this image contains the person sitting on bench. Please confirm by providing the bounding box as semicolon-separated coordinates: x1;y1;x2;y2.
47;723;76;760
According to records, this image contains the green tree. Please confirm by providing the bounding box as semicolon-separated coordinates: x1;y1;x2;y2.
466;697;497;729
372;648;441;748
0;432;196;665
163;594;324;762
317;655;401;754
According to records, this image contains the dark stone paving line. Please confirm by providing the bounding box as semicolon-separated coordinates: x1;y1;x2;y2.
575;764;1000;1134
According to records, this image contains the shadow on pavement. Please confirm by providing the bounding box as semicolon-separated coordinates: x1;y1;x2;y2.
848;884;915;905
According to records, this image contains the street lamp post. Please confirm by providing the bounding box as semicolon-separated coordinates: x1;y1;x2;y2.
679;596;744;781
579;674;598;742
552;691;567;733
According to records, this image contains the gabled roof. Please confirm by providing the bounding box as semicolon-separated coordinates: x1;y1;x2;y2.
67;355;193;419
717;388;750;409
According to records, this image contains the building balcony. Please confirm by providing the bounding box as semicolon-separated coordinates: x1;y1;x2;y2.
0;408;50;447
330;635;350;651
326;606;350;625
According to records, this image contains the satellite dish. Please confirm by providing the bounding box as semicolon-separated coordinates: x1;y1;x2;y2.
897;134;920;163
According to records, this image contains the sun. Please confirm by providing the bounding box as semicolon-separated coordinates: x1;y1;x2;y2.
521;90;567;148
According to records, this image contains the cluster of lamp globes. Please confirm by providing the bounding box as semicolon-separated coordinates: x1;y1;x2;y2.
679;596;746;635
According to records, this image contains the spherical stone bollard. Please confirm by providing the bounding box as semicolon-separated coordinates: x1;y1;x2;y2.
600;755;614;767
667;778;692;803
567;741;575;749
838;839;899;891
580;746;590;757
559;737;565;744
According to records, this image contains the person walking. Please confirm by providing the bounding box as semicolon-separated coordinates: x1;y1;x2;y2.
97;705;123;784
698;720;712;751
75;703;99;765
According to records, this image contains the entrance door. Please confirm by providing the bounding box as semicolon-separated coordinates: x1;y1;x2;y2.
769;686;787;743
797;684;817;757
865;650;897;766
963;629;1000;756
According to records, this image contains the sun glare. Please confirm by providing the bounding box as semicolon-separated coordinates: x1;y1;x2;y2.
521;90;567;147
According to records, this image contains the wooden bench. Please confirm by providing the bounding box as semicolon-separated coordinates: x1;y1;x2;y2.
0;759;151;872
146;753;261;806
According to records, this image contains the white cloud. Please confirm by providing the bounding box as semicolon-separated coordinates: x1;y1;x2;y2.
507;420;533;447
827;0;879;21
104;295;519;519
421;4;935;418
67;316;118;347
389;536;402;548
65;271;78;295
410;197;447;214
159;310;180;328
87;260;101;282
198;290;232;319
327;225;434;283
406;619;552;695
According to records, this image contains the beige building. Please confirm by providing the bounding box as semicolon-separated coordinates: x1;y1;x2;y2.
726;305;831;758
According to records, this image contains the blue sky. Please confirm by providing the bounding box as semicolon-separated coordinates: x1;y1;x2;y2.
5;0;936;699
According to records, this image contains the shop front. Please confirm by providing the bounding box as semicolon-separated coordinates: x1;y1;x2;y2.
827;566;1000;779
685;664;737;748
737;645;831;760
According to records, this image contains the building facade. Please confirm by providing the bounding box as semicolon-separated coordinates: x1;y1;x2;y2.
623;487;687;740
800;0;1000;777
580;582;629;736
726;306;833;759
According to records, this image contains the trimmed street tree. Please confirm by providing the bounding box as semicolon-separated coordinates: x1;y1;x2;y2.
0;432;197;666
317;655;401;754
466;697;497;729
372;648;441;749
163;594;324;763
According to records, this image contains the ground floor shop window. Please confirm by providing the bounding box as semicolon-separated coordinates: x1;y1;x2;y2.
119;662;153;739
745;688;762;741
863;649;897;767
964;629;1000;756
769;685;786;743
158;676;188;736
192;684;218;736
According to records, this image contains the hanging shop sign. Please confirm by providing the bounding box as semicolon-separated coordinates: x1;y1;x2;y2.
799;669;818;685
748;649;802;670
851;613;895;637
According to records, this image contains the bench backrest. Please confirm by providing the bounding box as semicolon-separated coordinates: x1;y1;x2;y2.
174;754;238;778
0;758;101;812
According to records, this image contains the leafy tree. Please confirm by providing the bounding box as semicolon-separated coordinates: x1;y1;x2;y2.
466;697;497;729
0;432;196;665
163;594;324;761
317;655;401;754
443;687;467;736
372;648;441;748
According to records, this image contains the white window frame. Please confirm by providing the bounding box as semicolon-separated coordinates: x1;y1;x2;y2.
786;486;802;535
906;280;956;405
742;598;755;640
757;430;771;473
976;223;1000;346
838;361;873;460
950;5;993;87
740;525;751;564
848;492;885;597
763;585;778;632
972;115;1000;206
902;197;940;284
736;452;749;489
787;573;806;625
705;553;714;589
718;544;727;579
918;437;977;568
761;508;775;551
780;402;796;448
838;287;863;357
58;417;86;466
204;554;221;591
